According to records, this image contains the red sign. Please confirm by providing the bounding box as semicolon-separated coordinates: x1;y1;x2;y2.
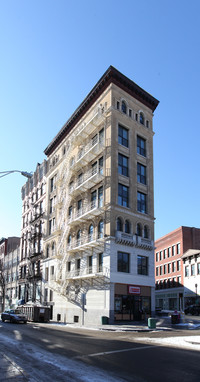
128;285;141;295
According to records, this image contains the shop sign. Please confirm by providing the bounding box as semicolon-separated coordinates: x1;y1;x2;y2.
128;285;140;295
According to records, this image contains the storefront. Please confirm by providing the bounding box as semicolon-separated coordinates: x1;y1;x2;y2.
114;283;151;321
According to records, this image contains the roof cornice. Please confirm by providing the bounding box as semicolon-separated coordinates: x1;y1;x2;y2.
44;66;159;156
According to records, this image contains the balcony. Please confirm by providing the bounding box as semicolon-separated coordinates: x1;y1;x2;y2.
69;168;104;196
67;233;104;253
71;136;105;173
115;231;153;250
27;272;42;280
68;200;104;225
136;236;154;250
75;106;106;143
115;231;136;246
65;265;109;280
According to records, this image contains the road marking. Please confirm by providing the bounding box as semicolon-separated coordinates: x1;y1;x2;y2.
74;344;160;359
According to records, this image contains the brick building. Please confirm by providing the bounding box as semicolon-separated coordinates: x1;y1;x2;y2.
155;226;200;310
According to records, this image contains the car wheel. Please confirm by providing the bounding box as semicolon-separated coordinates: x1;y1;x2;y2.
24;321;27;324
2;318;5;322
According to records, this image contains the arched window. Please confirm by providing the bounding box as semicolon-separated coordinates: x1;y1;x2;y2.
136;223;142;237
121;100;127;114
88;224;94;241
125;220;131;234
98;220;104;238
117;217;123;232
144;225;149;239
139;112;144;125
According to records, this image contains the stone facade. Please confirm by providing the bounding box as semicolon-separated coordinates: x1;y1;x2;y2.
41;66;159;325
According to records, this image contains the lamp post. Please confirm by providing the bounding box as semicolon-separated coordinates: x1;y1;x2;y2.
0;170;32;179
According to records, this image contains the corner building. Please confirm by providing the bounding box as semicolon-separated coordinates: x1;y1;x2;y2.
43;66;159;325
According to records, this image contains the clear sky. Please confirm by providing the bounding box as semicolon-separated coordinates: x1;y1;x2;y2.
0;0;200;241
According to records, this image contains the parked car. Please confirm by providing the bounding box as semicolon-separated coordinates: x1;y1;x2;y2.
184;305;200;315
1;309;27;323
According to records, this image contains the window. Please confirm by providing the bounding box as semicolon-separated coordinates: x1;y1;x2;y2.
118;153;129;177
159;251;162;261
185;265;189;277
117;217;123;231
156;252;159;262
117;101;120;110
164;249;167;259
144;225;149;239
98;220;104;238
139;112;144;125
198;263;200;275
92;162;97;175
191;264;195;276
78;173;83;185
136;223;142;236
99;128;104;143
160;265;163;275
121;100;127;114
137;136;146;157
118;252;130;273
91;190;97;208
164;264;167;274
156;267;159;276
118;125;128;148
146;120;149;128
172;262;176;272
137;192;147;214
88;225;94;241
129;109;132;117
68;206;72;218
137;163;146;184
77;230;81;246
177;243;180;254
98;186;103;207
99;157;103;174
118;184;129;207
168;263;171;273
88;255;93;273
76;259;80;275
177;260;181;271
138;255;148;275
172;245;176;256
168;247;171;257
77;199;82;215
98;253;103;272
67;234;71;245
125;220;130;234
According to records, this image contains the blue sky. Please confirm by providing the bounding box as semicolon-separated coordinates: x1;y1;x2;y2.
0;0;200;241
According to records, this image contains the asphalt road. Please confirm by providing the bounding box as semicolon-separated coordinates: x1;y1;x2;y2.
0;321;200;381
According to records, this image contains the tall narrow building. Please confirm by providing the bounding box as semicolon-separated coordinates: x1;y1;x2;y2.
43;66;159;325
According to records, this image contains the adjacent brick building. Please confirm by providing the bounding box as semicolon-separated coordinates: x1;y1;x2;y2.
155;226;200;310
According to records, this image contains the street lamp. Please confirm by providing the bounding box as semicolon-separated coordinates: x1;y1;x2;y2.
0;170;32;179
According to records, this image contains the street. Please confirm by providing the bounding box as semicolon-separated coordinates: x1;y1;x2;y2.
0;320;200;381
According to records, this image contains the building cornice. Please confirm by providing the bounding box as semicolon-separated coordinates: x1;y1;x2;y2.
44;66;159;156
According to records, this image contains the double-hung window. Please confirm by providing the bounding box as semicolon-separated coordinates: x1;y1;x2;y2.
137;163;146;184
118;125;129;148
118;184;129;207
137;136;146;157
118;153;129;177
137;192;147;213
